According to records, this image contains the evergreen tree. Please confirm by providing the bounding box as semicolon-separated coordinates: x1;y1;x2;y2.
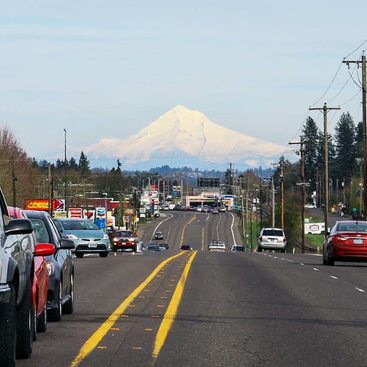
56;159;63;169
333;112;356;182
78;151;90;178
116;159;122;175
301;117;320;191
69;157;78;170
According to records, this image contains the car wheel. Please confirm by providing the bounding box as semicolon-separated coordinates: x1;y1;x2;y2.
322;255;327;265
257;247;262;252
0;284;16;367
48;280;62;322
99;252;108;258
75;252;84;258
63;274;74;315
16;278;34;359
36;302;47;333
327;254;335;266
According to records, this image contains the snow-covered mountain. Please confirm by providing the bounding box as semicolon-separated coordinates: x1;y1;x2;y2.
85;105;287;168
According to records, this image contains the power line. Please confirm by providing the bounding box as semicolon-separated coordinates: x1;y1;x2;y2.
343;39;367;59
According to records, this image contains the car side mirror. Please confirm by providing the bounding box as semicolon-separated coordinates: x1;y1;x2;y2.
5;219;33;236
60;239;75;250
34;243;55;257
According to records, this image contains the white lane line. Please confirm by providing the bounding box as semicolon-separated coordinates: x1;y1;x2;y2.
330;276;338;280
274;256;278;259
281;258;285;260
300;263;304;266
313;268;319;271
229;212;236;246
355;287;366;293
151;214;173;241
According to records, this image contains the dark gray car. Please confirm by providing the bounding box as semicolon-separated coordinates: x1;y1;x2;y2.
0;189;35;367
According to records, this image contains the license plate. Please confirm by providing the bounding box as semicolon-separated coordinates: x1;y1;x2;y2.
354;239;363;245
88;243;97;248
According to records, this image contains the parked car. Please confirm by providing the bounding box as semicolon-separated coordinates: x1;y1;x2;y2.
208;240;226;252
154;231;164;240
257;228;287;252
53;218;110;258
323;220;367;265
0;190;36;366
109;230;138;252
8;207;54;335
24;210;75;322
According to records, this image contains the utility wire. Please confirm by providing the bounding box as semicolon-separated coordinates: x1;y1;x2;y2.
310;62;343;107
343;39;367;59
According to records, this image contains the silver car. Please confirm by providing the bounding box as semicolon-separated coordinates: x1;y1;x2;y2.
53;218;110;258
257;228;287;252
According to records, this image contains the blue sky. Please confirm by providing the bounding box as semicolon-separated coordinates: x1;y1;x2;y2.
1;0;366;167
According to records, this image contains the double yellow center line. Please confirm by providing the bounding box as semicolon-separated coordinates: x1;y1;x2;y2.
71;215;197;367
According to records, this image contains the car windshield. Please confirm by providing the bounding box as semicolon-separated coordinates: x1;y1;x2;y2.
30;219;50;243
116;231;133;237
263;229;284;236
60;220;99;231
337;222;367;232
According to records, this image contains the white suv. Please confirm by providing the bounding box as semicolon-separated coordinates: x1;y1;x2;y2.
257;228;287;252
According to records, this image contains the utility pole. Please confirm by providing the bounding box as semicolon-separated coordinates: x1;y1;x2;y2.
309;103;340;238
11;158;17;208
48;164;54;216
64;128;67;212
289;140;306;253
280;161;285;229
343;55;367;216
271;177;275;227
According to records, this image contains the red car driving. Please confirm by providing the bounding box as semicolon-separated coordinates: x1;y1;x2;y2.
323;220;367;265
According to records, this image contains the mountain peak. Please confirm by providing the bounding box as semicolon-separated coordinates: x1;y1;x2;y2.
86;106;287;168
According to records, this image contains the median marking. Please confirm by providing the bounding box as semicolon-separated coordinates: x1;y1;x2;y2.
70;251;187;367
152;251;197;363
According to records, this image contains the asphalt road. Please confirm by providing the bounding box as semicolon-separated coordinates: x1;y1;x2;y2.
17;211;367;367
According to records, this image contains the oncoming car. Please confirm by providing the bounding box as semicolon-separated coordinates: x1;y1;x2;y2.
257;228;287;252
323;220;367;265
109;230;138;252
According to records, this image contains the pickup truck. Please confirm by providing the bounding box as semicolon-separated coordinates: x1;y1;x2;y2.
0;189;37;366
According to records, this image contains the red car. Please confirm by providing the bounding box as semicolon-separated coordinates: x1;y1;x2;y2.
110;230;138;252
323;220;367;265
8;207;54;335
